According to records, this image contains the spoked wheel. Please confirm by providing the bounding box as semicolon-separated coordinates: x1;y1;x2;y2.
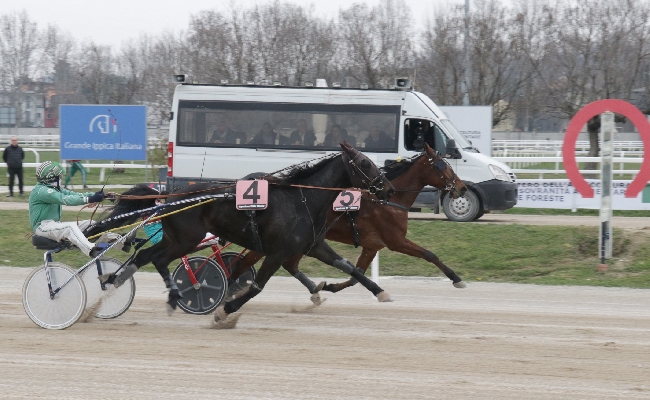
81;257;136;319
23;263;87;330
221;251;257;300
172;257;228;315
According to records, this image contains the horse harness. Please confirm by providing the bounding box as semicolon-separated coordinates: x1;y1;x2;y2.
428;152;458;193
342;150;387;195
300;151;389;255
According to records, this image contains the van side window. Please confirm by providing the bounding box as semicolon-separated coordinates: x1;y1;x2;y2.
404;119;448;155
176;101;400;152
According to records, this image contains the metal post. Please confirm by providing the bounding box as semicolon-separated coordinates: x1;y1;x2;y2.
371;252;379;284
598;112;614;271
462;0;470;106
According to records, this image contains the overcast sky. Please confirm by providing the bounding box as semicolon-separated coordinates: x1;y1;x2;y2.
6;0;466;49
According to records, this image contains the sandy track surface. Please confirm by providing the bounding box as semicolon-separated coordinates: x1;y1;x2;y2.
1;267;649;399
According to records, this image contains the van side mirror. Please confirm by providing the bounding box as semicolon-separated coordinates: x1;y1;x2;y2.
445;139;461;159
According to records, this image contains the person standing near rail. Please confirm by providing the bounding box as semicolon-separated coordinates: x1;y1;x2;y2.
64;160;88;189
3;136;24;197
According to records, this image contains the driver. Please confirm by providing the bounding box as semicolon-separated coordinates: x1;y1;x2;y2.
29;161;106;258
411;121;426;151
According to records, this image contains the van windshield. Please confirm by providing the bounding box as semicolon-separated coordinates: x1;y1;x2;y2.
177;101;400;152
440;119;473;150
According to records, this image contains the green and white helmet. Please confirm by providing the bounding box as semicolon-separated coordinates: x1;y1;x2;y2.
36;161;66;183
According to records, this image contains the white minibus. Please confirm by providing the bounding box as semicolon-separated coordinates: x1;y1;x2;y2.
166;78;517;221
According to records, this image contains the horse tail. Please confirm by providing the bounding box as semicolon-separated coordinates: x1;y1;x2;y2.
85;184;163;237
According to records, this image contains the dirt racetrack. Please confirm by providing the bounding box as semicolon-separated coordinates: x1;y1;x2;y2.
1;266;649;399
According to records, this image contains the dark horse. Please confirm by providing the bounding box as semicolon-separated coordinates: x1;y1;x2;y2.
229;143;468;302
87;143;395;324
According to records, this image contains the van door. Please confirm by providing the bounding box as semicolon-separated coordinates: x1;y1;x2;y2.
402;118;456;168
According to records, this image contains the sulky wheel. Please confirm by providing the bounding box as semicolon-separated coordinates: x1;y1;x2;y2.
23;263;87;330
220;251;257;300
172;256;228;315
81;257;136;319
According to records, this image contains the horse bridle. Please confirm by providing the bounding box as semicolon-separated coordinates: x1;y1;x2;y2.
427;152;458;193
343;151;387;195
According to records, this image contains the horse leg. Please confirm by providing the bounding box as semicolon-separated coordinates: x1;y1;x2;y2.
322;248;377;293
101;242;160;287
307;241;392;302
386;237;466;288
281;254;325;294
215;255;283;322
229;250;264;281
279;254;327;305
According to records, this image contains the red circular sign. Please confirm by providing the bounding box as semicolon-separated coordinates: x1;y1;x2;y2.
562;99;650;198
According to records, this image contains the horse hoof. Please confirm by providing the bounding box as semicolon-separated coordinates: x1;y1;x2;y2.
453;281;467;288
211;313;241;330
312;281;326;294
376;291;393;302
310;292;326;306
214;305;228;322
166;303;175;316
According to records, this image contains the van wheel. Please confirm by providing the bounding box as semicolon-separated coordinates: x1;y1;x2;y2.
443;190;480;222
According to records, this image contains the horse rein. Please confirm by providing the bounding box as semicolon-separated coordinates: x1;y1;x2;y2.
115;151;387;201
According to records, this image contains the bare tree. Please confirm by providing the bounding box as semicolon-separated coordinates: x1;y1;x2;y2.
143;31;187;123
418;5;466;104
0;11;40;127
536;0;650;158
74;42;114;104
419;0;537;127
338;0;414;88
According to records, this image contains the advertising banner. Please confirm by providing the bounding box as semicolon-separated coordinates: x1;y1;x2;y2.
439;106;492;156
60;105;147;160
516;179;650;210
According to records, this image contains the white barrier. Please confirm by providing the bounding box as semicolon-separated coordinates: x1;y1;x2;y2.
0;134;165;149
492;140;644;153
516;179;650;210
494;156;643;179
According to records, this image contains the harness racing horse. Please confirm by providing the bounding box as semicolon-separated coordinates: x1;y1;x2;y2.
229;143;469;302
88;143;395;324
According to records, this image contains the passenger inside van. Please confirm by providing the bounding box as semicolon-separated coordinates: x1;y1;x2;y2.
323;124;356;147
288;119;316;146
364;125;393;149
249;122;286;145
210;120;239;144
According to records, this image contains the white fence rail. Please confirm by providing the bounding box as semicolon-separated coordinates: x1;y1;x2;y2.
0;134;165;148
494;156;643;179
492;140;644;153
2;162;165;182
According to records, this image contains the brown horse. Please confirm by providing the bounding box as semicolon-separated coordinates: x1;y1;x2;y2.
229;143;468;302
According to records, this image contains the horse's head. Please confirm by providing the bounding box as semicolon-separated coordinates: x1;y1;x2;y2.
340;141;395;201
423;143;467;199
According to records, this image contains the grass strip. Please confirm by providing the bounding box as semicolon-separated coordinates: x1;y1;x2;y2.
1;210;648;288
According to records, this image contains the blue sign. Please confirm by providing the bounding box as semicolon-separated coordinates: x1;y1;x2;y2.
60;105;147;160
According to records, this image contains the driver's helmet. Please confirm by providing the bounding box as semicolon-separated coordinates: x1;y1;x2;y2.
36;161;66;183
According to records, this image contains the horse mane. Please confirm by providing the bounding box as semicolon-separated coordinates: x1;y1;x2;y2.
381;154;423;181
270;153;341;185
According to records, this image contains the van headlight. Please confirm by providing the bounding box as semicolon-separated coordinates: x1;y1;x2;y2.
489;164;510;182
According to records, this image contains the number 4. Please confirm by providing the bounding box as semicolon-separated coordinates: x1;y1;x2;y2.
243;181;261;203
